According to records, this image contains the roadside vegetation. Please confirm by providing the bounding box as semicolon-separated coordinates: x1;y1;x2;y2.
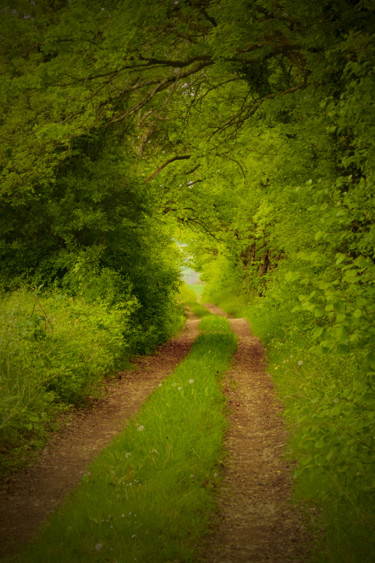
178;284;210;318
19;314;237;563
0;282;184;477
201;271;375;563
188;284;205;300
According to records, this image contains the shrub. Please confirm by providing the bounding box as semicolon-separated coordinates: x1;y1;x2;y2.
0;289;136;474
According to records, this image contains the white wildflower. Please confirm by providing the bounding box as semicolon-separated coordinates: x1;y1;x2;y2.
189;379;194;384
137;425;144;431
95;543;103;551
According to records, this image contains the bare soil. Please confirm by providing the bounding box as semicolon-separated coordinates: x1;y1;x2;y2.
199;305;309;562
0;314;200;559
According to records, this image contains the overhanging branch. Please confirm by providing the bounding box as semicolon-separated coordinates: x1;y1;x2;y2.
145;155;191;182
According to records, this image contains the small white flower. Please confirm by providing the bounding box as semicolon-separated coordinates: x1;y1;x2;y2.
178;386;182;391
137;425;144;431
290;354;294;359
95;543;103;551
298;360;303;366
132;534;136;538
189;379;194;384
121;514;125;518
125;452;131;458
158;383;162;387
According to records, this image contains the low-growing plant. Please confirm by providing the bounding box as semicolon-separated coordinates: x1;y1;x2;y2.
178;282;211;318
187;283;205;299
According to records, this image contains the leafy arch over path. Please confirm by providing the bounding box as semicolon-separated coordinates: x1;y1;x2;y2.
1;0;375;360
1;0;374;344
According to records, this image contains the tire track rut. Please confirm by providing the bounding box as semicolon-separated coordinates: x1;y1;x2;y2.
0;315;200;559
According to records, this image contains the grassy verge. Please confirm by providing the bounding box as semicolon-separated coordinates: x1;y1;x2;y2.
18;314;237;562
187;284;205;300
178;282;211;318
0;288;184;477
208;292;375;562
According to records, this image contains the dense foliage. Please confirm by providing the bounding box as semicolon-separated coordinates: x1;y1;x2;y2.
1;0;374;559
0;289;137;473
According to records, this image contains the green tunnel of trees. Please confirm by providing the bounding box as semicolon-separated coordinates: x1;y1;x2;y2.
1;0;374;560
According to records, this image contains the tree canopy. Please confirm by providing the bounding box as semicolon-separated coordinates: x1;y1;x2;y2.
3;0;373;351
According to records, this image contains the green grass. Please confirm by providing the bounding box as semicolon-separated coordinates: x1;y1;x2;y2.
248;304;375;562
187;284;205;300
18;314;237;562
178;282;211;318
188;302;212;318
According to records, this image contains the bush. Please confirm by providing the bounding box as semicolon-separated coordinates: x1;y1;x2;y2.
0;289;137;474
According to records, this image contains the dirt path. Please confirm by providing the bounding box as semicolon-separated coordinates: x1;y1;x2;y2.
199;305;309;562
1;306;309;561
0;314;200;560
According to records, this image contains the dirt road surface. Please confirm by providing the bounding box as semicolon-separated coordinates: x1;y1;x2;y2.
199;304;308;562
0;306;309;561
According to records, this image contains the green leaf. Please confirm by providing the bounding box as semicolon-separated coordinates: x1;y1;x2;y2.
335;253;347;265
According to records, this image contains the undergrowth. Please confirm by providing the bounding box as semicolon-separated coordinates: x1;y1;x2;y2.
0;288;184;476
18;314;237;562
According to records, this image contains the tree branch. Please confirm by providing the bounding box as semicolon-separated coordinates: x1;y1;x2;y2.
145;155;191;182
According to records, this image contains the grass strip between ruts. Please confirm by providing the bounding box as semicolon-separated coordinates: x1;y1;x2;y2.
19;314;237;562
